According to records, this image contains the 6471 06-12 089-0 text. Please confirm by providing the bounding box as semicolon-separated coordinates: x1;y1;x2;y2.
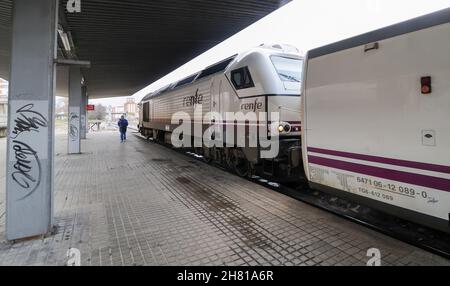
177;270;274;283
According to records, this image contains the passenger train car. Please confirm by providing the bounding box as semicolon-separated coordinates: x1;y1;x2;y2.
302;8;450;234
139;44;304;181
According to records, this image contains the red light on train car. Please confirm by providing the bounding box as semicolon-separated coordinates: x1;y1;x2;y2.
86;104;95;111
421;76;432;94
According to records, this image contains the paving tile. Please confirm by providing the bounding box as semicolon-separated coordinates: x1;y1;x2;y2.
0;134;448;266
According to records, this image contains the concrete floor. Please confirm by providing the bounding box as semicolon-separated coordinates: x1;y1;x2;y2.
0;132;449;266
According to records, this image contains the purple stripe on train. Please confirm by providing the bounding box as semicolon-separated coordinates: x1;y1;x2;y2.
307;156;450;192
307;147;450;174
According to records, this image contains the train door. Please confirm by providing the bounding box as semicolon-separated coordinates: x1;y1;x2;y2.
149;100;154;123
210;78;221;114
209;77;222;147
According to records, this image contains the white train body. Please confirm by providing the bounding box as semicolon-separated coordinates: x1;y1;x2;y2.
302;9;450;233
139;44;304;180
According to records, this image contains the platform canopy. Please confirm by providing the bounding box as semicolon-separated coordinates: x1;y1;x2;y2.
0;0;289;98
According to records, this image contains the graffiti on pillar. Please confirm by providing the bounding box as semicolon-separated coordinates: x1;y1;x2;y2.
11;140;42;200
69;112;79;141
10;104;48;139
9;103;47;200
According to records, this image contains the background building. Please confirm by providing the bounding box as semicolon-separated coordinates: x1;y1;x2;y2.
124;98;137;114
0;78;8;137
111;105;124;114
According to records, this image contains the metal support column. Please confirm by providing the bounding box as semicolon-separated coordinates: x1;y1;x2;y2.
80;86;87;139
6;0;58;240
68;66;82;154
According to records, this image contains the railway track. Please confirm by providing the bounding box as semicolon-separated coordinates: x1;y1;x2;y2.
133;132;450;260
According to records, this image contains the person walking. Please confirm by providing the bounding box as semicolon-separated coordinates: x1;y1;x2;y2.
118;115;129;143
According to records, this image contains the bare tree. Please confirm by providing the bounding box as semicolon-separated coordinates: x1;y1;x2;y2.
88;104;107;121
56;96;68;110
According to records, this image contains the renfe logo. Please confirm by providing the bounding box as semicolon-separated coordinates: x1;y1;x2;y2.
241;99;263;112
183;89;203;107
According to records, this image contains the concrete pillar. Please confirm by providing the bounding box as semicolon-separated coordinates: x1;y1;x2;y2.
80;86;87;139
85;94;89;134
6;0;58;240
68;66;82;154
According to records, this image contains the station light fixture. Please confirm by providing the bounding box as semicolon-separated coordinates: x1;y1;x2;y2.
57;24;72;52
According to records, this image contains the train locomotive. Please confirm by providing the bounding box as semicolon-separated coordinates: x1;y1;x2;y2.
139;44;304;181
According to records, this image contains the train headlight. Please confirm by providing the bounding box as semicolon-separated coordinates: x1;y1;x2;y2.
277;123;291;133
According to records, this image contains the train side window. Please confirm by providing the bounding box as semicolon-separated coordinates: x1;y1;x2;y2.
143;102;150;122
231;67;255;90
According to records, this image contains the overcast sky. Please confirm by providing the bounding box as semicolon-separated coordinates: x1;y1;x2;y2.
83;0;450;106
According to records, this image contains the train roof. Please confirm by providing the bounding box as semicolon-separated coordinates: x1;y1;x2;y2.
140;44;302;102
308;7;450;59
140;54;237;102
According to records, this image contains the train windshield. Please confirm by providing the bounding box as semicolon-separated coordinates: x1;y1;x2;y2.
270;56;303;83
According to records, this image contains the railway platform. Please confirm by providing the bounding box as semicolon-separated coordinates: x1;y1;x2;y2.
0;132;448;266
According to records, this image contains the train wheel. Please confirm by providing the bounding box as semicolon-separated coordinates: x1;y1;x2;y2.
228;149;249;177
194;147;202;156
203;147;212;163
225;149;234;170
234;157;249;177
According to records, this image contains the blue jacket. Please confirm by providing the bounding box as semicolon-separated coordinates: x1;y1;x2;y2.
118;118;128;131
